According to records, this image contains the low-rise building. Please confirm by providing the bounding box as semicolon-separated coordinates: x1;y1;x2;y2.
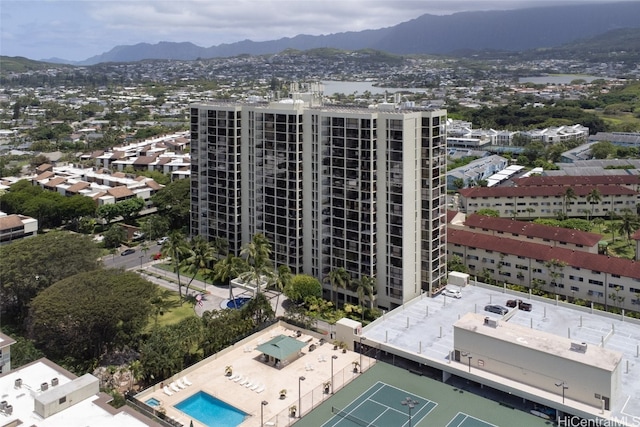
447;213;640;312
0;212;38;245
458;184;638;219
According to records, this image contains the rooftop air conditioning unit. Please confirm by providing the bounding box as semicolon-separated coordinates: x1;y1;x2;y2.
5;404;12;415
0;400;6;410
41;382;49;391
14;378;22;389
570;342;588;353
51;377;59;386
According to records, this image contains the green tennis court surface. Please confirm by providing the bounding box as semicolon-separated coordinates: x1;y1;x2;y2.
296;363;552;427
322;382;436;427
446;412;497;427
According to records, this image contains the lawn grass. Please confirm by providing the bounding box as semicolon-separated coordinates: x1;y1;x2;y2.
148;292;196;330
152;262;208;293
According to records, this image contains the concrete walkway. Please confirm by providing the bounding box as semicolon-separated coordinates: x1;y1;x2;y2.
132;260;288;317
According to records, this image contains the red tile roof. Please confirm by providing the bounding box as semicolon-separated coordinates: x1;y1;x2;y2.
43;177;67;188
133;155;157;165
459;185;636;198
448;228;640;279
145;180;162;190
0;214;25;230
66;181;91;193
35;171;55;180
464;214;602;247
107;186;134;199
514;175;640;187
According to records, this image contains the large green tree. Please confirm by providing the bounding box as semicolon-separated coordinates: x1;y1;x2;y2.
285;274;322;304
0;232;101;321
151;178;190;231
29;269;156;361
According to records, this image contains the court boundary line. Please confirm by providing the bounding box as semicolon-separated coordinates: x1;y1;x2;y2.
446;412;499;427
321;381;437;427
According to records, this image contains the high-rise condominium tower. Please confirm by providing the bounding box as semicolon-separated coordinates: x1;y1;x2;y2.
190;88;446;310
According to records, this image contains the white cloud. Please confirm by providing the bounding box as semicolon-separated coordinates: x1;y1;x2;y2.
1;0;634;61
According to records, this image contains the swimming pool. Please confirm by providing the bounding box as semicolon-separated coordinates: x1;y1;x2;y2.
174;391;247;427
145;397;161;407
225;297;252;309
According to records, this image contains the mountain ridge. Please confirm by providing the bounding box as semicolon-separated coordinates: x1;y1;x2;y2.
39;2;640;65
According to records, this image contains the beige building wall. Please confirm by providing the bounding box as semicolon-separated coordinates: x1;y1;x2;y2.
453;313;622;409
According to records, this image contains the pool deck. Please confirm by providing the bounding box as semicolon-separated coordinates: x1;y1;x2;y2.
136;323;372;427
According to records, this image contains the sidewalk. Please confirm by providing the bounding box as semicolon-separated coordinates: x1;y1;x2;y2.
132;261;288;317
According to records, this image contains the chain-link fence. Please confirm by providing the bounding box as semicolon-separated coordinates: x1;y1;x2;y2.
265;353;376;426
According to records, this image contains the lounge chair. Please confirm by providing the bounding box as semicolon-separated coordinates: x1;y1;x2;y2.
228;373;240;381
163;386;174;396
169;382;181;392
256;385;265;393
177;378;188;389
240;377;250;386
182;376;193;386
245;380;254;388
251;383;261;391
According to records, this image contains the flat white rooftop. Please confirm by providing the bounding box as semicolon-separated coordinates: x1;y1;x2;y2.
362;282;640;422
0;359;155;426
455;312;622;372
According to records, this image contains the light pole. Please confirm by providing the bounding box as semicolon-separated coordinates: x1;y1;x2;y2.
260;400;268;427
401;397;419;427
461;351;472;373
555;381;568;404
331;355;338;394
139;254;143;268
359;336;366;373
298;376;305;418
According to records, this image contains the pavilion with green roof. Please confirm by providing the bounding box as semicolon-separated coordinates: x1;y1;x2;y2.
255;335;307;367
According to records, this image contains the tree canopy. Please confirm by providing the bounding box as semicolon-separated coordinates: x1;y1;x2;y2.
29;269;156;362
0;232;102;320
151;178;190;231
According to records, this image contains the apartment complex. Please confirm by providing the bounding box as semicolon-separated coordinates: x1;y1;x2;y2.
190;93;447;309
447;212;640;312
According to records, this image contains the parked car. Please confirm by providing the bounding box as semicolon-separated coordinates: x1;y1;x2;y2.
121;248;136;256
506;299;532;311
442;288;462;299
157;236;169;245
484;304;509;315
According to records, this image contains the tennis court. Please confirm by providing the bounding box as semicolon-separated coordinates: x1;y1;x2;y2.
321;382;436;427
446;412;498;427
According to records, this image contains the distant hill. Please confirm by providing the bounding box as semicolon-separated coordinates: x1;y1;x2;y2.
451;27;640;62
72;2;640;65
0;56;73;73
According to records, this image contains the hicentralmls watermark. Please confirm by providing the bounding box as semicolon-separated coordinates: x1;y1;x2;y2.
559;416;640;427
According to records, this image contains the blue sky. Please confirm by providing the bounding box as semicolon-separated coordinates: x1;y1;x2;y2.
0;1;632;62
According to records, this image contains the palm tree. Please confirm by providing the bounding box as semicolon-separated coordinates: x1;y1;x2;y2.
353;275;375;319
161;232;189;298
586;188;602;219
563;187;577;218
211;254;248;307
324;267;350;307
273;265;293;314
185;236;216;295
544;258;567;298
617;208;640;242
240;234;275;295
